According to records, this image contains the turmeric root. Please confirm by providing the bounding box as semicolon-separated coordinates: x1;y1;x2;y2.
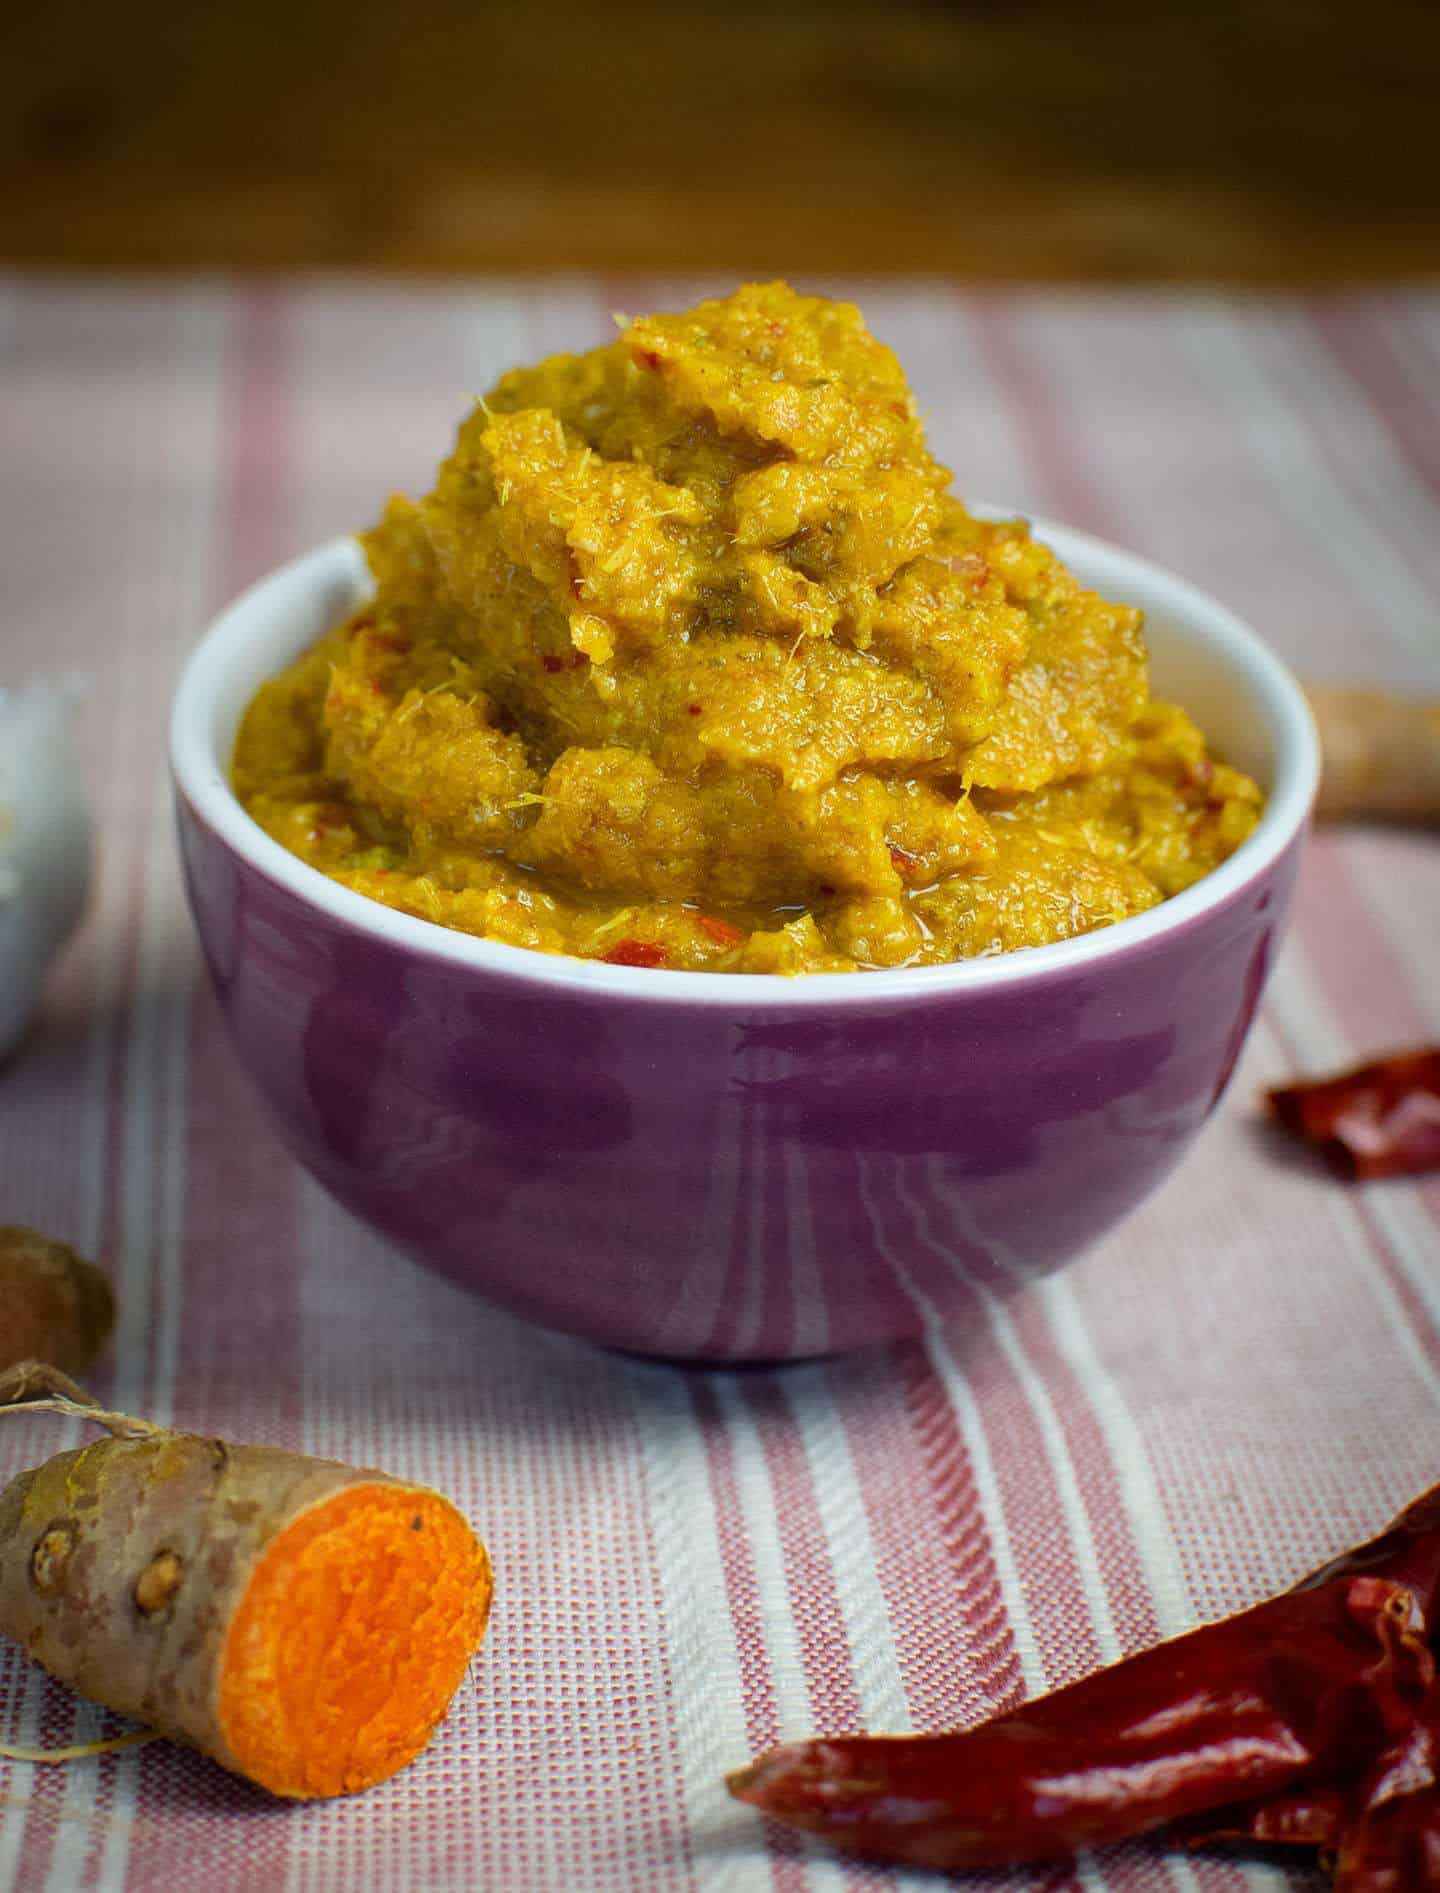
1307;685;1440;824
0;1227;114;1375
0;1364;493;1800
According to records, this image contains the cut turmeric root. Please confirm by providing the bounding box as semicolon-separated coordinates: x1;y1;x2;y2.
0;1364;493;1799
0;1227;114;1375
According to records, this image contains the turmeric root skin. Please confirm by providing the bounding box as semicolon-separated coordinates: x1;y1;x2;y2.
1307;686;1440;824
0;1227;114;1376
0;1416;492;1799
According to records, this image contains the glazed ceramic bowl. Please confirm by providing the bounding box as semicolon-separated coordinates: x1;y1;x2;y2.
170;523;1319;1362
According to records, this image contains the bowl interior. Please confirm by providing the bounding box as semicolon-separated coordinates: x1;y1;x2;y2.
1132;582;1280;783
190;536;372;780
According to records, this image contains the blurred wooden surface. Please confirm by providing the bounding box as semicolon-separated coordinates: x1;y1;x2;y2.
4;0;1439;281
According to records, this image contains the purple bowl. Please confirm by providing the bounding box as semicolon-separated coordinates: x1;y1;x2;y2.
170;525;1319;1362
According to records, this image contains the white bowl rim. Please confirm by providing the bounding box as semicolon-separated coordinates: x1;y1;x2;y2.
170;520;1320;1009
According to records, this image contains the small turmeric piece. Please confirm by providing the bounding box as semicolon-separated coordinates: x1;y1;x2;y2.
1307;685;1440;824
0;1227;114;1375
0;1365;493;1800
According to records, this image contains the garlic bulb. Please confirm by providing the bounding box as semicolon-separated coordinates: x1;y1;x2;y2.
0;679;92;1060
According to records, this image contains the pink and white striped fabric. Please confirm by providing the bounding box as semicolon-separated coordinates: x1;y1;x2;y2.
2;276;1439;1893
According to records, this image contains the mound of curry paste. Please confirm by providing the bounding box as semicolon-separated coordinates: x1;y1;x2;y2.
235;283;1262;973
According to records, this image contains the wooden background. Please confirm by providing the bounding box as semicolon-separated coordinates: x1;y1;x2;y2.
3;0;1439;281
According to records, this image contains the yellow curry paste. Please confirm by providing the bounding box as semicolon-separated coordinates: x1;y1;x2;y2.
235;283;1262;973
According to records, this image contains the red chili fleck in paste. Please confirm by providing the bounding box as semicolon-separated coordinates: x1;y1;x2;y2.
697;915;746;947
602;939;668;969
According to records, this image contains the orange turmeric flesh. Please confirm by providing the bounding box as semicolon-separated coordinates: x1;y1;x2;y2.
219;1483;493;1799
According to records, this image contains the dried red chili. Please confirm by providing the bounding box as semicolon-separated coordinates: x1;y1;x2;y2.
728;1482;1440;1884
1267;1048;1440;1179
601;938;667;969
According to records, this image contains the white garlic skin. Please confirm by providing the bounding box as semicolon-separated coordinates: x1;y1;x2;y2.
0;679;92;1060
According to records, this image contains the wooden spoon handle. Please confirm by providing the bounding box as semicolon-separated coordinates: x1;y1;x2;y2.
1307;686;1440;824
